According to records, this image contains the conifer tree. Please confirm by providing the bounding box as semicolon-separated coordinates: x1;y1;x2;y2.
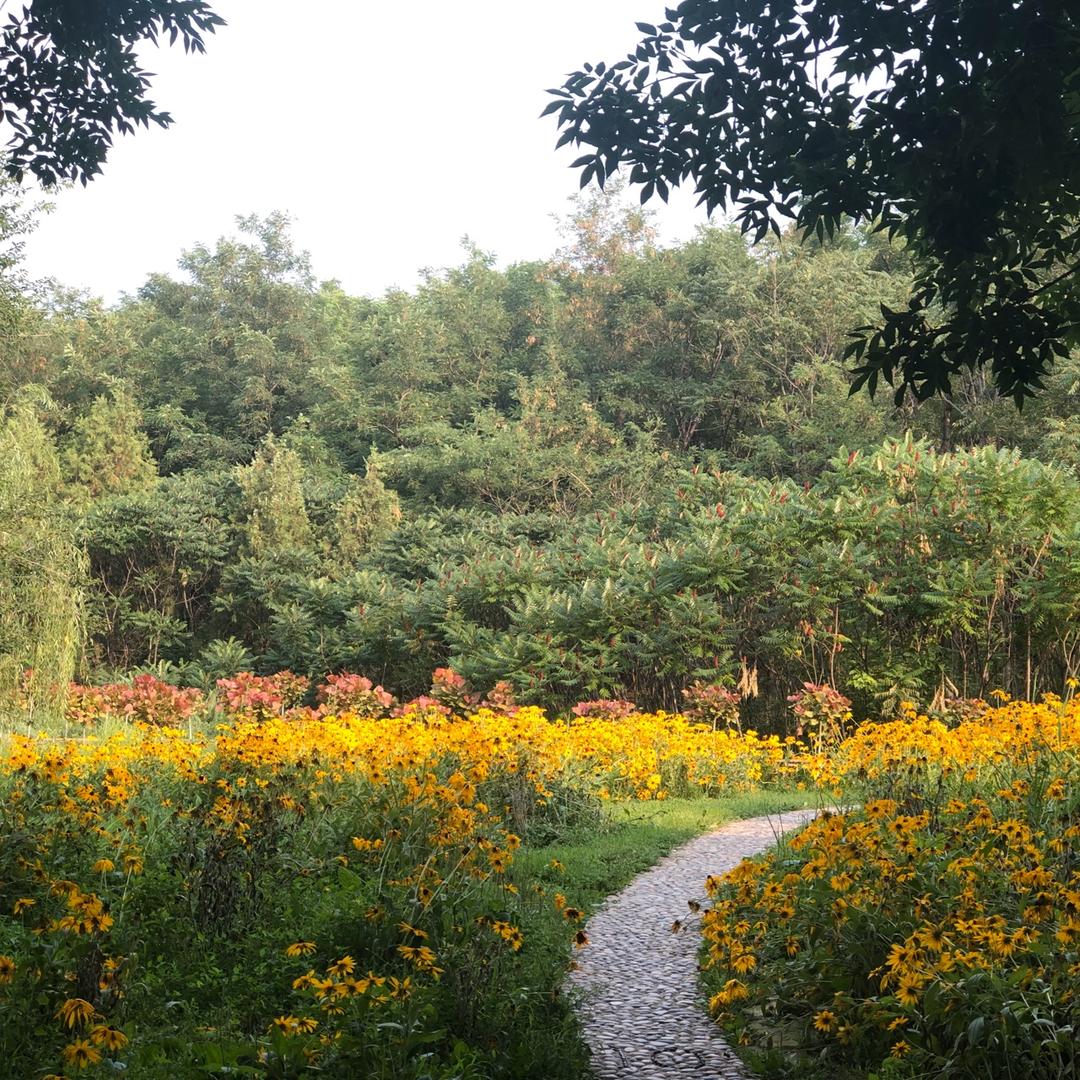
236;436;313;556
62;387;158;503
330;453;402;569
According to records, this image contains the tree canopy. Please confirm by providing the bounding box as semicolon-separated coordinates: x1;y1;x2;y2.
2;205;1079;712
547;1;1080;405
1;0;223;186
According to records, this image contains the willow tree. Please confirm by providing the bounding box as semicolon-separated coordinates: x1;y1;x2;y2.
0;404;86;723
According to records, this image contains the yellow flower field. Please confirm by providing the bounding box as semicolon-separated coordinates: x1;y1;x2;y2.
5;688;1079;1078
0;702;795;1078
704;693;1080;1080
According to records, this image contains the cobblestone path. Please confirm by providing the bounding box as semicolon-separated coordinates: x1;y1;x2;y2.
566;809;819;1079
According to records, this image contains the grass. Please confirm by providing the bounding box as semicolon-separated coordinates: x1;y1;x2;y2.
514;789;820;910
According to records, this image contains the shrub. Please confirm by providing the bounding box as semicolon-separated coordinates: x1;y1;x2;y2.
216;671;309;721
66;674;204;727
315;672;395;717
571;699;635;720
786;682;852;751
682;682;741;732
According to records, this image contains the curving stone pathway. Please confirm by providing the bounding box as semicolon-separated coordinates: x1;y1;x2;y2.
566;809;819;1079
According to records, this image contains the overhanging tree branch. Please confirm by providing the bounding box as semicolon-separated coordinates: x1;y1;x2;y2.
550;1;1080;405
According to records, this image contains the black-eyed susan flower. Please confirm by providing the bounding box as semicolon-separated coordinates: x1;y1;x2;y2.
327;955;354;976
89;1025;128;1051
61;1039;102;1068
895;972;925;1007
56;998;96;1030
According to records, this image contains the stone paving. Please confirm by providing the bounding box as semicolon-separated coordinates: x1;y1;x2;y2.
566;809;819;1079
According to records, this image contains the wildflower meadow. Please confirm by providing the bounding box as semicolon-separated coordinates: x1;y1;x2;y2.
2;672;1078;1078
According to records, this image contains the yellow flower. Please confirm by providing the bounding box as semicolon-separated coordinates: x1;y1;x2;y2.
885;942;921;972
0;955;15;983
61;1039;103;1069
895;972;926;1007
708;979;749;1013
731;952;757;975
285;941;316;958
327;955;355;976
12;898;34;915
56;998;96;1030
89;1025;128;1051
917;925;947;953
813;1009;837;1033
92;858;115;874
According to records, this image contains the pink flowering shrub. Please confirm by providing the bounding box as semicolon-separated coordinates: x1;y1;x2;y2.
315;673;396;717
216;671;309;721
681;682;741;732
391;673;525;720
395;694;452;719
67;675;205;728
786;681;852;751
430;667;477;712
571;699;636;720
66;684;109;726
480;680;518;715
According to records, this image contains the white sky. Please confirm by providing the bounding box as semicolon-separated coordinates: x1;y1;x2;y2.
21;1;712;301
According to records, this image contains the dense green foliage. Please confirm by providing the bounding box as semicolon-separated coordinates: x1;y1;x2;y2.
550;2;1080;404
7;199;1080;721
0;400;85;718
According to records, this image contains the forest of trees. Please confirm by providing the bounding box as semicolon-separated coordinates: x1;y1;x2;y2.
6;186;1080;724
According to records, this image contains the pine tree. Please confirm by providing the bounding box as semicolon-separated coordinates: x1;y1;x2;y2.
236;436;313;555
62;387;158;504
330;453;402;569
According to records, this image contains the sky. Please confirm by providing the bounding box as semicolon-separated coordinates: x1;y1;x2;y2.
21;1;714;302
